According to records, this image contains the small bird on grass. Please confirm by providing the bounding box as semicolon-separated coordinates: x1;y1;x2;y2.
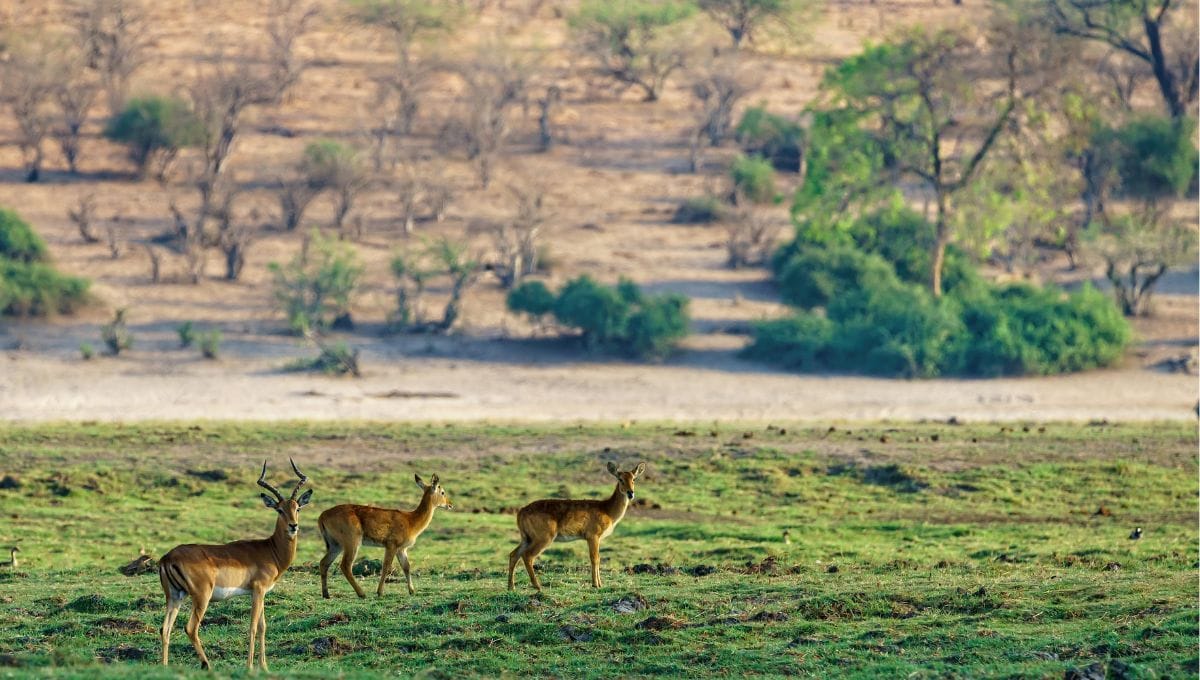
782;529;791;545
1128;527;1142;540
3;546;18;568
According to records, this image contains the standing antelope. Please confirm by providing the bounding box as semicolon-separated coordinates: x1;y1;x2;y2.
318;474;452;599
508;461;646;592
158;460;312;671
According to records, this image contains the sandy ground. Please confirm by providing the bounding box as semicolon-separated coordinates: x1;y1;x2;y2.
2;297;1196;423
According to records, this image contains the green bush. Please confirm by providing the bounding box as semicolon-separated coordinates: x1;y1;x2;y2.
0;209;48;263
626;293;689;360
515;276;691;359
775;245;898;310
100;309;132;355
826;282;964;378
269;231;363;335
672;196;726;224
0;260;90;316
285;341;361;376
79;343;94;360
103;96;204;177
740;314;835;371
199;329;222;359
177;321;195;348
1094;115;1198;200
736;106;804;172
730;155;777;204
506;280;556;319
554;276;632;350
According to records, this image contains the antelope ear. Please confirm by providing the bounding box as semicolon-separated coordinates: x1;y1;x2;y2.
260;493;279;509
430;474;440;486
414;474;426;489
633;462;646;479
606;461;620;477
297;489;314;508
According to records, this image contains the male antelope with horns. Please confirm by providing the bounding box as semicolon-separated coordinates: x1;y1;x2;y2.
158;459;312;670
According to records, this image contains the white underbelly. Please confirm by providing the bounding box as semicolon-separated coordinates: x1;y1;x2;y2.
211;583;273;602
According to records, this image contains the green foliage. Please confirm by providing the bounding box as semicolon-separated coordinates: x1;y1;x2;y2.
199;329;222;359
506;280;555;319
100;309;132;355
0;261;90;317
78;343;94;360
269;231;364;335
0;208;48;263
176;321;195;348
730;155;777;204
1093;115;1198;200
672;195;726;223
300;139;362;189
103;96;204;176
554;276;632;350
698;0;808;47
517;276;691;359
752;206;1133;377
625;292;690;360
571;0;695;47
735;106;804;171
775;245;898;310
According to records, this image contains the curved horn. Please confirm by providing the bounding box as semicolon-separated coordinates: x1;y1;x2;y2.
289;458;309;501
256;461;285;502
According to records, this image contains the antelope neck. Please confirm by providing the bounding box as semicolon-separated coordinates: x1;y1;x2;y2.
409;490;437;531
268;514;299;569
605;483;631;521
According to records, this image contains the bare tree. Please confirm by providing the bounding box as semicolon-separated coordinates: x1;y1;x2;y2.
688;56;754;172
723;207;778;268
449;44;533;187
347;0;454;64
1048;0;1198;119
276;170;321;231
1;39;64;182
1088;204;1198;315
536;84;561;151
571;0;692;102
430;238;482;332
209;184;255;281
189;57;278;192
54;53;100;175
265;0;320;103
492;182;548;288
395;162;423;235
73;0;152;113
69;194;102;243
698;0;817;49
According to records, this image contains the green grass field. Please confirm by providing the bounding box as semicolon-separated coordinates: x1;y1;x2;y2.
0;422;1195;678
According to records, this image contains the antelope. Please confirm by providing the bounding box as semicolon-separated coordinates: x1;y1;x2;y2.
158;460;312;671
507;461;646;592
3;546;17;568
318;474;452;599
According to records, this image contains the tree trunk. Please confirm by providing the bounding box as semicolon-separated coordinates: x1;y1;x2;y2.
1143;16;1186;119
930;193;949;298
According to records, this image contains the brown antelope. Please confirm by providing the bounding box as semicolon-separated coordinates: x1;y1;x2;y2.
318;474;452;599
508;462;645;592
158;460;312;671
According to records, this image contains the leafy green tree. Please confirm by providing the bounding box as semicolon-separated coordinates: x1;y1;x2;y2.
346;0;454;63
269;230;364;334
819;28;1022;297
730;155;777;204
104;96;204;179
301;140;371;233
570;0;695;101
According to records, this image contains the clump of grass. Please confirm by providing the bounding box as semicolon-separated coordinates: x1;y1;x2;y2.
100;309;132;355
177;321;195;348
199;329;221;359
285;340;360;376
79;342;94;360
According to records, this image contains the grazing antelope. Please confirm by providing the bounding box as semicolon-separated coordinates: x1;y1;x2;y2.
158;460;312;671
318;474;453;599
508;461;646;592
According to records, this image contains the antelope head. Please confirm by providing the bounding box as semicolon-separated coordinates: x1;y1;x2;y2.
415;474;453;510
257;459;313;539
607;462;646;501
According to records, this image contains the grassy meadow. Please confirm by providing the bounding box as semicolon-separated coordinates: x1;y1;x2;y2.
0;422;1195;678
